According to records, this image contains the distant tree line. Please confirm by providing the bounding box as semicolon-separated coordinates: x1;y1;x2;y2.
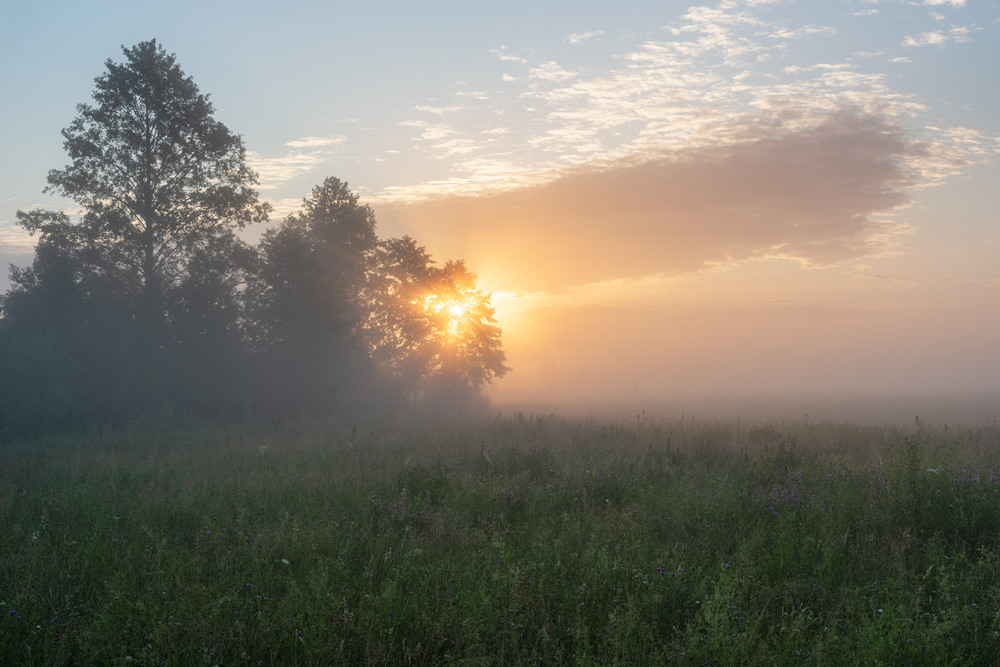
0;40;509;436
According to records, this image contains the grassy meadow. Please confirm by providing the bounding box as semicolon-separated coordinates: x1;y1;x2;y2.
2;413;1000;665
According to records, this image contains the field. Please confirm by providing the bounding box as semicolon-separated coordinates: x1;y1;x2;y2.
2;413;1000;665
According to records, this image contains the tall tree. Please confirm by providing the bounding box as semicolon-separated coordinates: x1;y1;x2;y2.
254;178;379;412
41;39;270;316
2;40;270;431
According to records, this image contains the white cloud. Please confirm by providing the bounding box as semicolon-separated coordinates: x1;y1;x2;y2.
948;25;973;43
567;30;605;44
924;0;965;6
430;138;477;158
530;62;578;82
247;136;346;191
903;25;975;47
490;46;528;63
414;104;465;115
772;25;837;40
0;226;36;252
399;120;454;142
284;136;344;149
903;30;949;46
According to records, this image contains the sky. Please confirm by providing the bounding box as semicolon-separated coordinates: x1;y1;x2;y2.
2;0;999;419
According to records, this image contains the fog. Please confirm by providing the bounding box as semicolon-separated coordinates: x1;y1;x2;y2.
491;390;1000;427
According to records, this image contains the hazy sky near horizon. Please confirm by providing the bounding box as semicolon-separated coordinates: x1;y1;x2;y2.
2;0;999;410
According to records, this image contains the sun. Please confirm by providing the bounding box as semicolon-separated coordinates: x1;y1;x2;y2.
422;291;478;341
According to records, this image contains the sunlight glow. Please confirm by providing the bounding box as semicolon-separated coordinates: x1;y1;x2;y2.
423;292;479;341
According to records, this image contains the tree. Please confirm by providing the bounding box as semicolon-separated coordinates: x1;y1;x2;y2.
363;237;510;406
362;236;439;397
420;260;510;393
2;40;270;431
254;178;380;412
40;39;270;317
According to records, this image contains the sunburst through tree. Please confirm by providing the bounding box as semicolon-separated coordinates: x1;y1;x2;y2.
364;237;510;403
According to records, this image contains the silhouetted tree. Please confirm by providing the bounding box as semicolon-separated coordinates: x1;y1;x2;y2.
42;40;269;313
363;236;509;408
420;260;510;397
362;236;439;398
254;178;380;412
1;40;269;432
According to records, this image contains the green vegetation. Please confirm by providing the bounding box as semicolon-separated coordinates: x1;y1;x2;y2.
3;415;1000;665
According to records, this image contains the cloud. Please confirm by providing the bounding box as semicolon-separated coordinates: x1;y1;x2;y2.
903;25;975;47
567;30;605;45
0;226;36;253
376;111;922;292
399;120;454;141
923;0;965;6
490;46;528;63
284;136;343;149
248;136;345;191
375;0;991;247
415;104;466;115
530;62;578;82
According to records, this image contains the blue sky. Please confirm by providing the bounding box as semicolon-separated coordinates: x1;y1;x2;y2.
2;0;999;411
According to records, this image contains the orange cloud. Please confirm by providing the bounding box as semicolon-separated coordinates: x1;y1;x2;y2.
376;111;922;292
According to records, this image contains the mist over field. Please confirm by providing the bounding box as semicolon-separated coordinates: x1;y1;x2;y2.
492;390;1000;427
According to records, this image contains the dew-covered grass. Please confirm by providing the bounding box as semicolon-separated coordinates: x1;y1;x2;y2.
2;414;1000;664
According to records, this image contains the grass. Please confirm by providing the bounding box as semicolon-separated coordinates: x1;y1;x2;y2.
2;413;1000;664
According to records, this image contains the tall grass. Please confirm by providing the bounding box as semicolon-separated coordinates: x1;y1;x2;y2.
2;414;1000;664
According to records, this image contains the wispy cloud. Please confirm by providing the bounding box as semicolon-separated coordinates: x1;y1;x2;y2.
529;62;578;82
248;136;345;191
903;25;975;46
567;30;605;45
399;120;454;141
0;226;36;253
490;46;529;63
415;104;466;115
284;136;343;149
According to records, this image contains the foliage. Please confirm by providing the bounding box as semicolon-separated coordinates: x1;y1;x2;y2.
42;39;269;310
253;178;381;413
2;417;1000;664
363;237;509;407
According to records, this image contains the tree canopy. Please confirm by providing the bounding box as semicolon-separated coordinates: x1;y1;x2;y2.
42;39;270;311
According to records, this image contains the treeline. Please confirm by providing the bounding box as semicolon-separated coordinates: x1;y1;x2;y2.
0;41;508;436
